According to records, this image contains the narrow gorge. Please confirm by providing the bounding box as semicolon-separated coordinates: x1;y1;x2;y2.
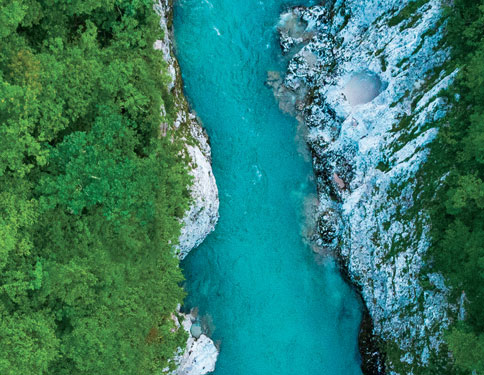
3;0;481;374
168;0;462;375
173;0;363;374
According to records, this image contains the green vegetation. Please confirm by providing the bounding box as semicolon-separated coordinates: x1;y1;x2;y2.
388;0;429;28
416;0;484;374
0;1;191;374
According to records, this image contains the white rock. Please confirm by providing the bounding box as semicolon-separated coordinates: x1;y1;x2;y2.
154;0;219;260
155;1;220;373
154;0;176;90
176;334;218;375
277;0;455;372
177;121;219;260
174;314;219;375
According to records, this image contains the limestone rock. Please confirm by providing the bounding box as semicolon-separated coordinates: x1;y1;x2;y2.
155;1;219;373
276;0;456;373
154;0;219;261
176;334;218;375
177;120;219;260
175;313;219;375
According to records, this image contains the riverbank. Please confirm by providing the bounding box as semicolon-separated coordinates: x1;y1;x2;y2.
334;253;385;375
274;1;455;374
0;1;199;373
155;1;220;373
173;0;364;374
155;0;220;265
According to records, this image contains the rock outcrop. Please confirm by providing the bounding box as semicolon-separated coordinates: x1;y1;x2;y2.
162;309;219;375
177;119;219;260
275;1;456;373
154;0;219;261
165;310;219;375
155;1;219;373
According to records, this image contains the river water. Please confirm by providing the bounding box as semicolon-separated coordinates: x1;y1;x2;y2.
174;1;363;374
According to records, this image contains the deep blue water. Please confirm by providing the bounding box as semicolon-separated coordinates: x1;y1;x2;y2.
174;1;363;374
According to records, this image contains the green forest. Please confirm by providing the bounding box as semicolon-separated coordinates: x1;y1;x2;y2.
420;0;484;373
3;0;484;374
0;0;191;374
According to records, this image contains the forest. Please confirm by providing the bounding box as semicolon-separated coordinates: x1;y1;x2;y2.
3;0;484;374
0;0;191;374
421;0;484;373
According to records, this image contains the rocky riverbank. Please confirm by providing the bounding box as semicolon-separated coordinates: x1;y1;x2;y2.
155;1;220;373
274;1;456;373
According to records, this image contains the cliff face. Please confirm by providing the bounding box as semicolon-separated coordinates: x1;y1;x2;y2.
154;0;219;261
155;1;219;374
276;0;455;373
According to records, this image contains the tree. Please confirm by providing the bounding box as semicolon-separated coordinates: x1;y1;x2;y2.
0;0;191;373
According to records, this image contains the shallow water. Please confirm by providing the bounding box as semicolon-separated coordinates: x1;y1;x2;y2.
343;71;382;106
174;1;363;374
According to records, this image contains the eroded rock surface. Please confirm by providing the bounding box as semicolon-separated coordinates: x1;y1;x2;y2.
174;312;219;375
178;122;219;260
275;1;456;373
162;309;219;375
154;0;219;260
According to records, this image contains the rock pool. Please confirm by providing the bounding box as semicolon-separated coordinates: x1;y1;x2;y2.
343;71;383;106
174;1;363;374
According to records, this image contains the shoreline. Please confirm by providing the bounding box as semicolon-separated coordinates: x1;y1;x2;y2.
333;252;386;375
156;1;220;373
275;1;454;373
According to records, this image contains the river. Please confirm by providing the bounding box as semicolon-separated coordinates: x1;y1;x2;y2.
174;1;363;373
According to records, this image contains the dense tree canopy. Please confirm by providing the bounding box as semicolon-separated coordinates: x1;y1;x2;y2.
420;0;484;373
0;0;190;373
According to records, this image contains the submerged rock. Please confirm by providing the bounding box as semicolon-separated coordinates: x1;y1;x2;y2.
190;322;202;339
164;310;219;375
278;9;315;54
277;0;456;373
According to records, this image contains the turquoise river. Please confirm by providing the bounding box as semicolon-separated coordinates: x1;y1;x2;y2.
174;1;363;374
